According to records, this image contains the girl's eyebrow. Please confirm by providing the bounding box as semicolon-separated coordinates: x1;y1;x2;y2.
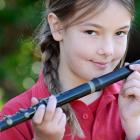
80;23;104;29
80;23;130;30
117;25;130;30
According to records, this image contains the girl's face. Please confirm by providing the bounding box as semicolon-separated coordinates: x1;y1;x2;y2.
58;1;131;87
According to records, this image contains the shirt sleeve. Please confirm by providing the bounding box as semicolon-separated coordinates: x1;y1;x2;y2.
0;126;30;140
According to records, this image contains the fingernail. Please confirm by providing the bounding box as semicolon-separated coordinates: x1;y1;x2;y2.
32;97;37;100
31;97;38;102
129;65;135;70
39;104;45;108
49;95;55;99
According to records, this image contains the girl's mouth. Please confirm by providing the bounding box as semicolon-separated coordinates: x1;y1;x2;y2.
90;60;109;69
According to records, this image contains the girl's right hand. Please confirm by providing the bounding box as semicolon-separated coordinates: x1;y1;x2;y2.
31;95;67;140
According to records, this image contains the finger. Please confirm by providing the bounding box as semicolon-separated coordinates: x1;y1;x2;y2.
44;95;57;122
31;97;39;106
129;64;140;72
122;87;140;101
124;62;129;66
125;71;140;81
52;107;63;124
58;113;67;128
32;104;46;125
123;79;140;91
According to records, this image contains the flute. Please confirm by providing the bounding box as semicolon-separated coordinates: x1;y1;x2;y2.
0;59;140;132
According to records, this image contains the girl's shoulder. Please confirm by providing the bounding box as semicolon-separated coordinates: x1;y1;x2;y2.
0;73;50;118
0;88;32;117
0;89;33;140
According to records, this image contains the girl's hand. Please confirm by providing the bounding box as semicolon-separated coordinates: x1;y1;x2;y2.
31;95;66;140
119;64;140;140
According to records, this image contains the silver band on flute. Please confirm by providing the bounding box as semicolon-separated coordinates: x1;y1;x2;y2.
88;81;95;93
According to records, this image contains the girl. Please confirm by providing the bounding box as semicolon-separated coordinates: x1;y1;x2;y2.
1;0;140;140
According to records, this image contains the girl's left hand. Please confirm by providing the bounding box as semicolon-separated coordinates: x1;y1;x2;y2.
119;64;140;140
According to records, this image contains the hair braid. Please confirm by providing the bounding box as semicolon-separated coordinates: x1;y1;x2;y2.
36;20;84;138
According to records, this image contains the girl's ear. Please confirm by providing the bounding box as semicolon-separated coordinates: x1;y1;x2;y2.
47;13;63;41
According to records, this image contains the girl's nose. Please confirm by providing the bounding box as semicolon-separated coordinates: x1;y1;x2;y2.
97;38;114;56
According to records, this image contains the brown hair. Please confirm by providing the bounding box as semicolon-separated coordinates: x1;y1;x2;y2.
35;0;135;138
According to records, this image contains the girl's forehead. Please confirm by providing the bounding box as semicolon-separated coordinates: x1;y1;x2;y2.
66;1;131;27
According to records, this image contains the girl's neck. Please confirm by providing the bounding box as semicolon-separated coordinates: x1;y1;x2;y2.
79;91;102;105
58;58;87;92
58;63;102;105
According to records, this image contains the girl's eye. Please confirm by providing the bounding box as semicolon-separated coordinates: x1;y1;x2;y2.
85;30;97;36
115;31;127;37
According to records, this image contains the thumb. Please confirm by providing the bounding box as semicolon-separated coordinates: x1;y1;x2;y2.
31;97;39;106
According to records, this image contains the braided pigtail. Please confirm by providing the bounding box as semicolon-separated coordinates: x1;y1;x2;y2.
36;19;84;138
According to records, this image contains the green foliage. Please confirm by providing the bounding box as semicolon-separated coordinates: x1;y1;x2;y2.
0;0;44;102
0;0;140;106
135;1;140;28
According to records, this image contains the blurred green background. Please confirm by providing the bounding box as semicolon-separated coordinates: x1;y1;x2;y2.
0;0;44;108
0;0;140;108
